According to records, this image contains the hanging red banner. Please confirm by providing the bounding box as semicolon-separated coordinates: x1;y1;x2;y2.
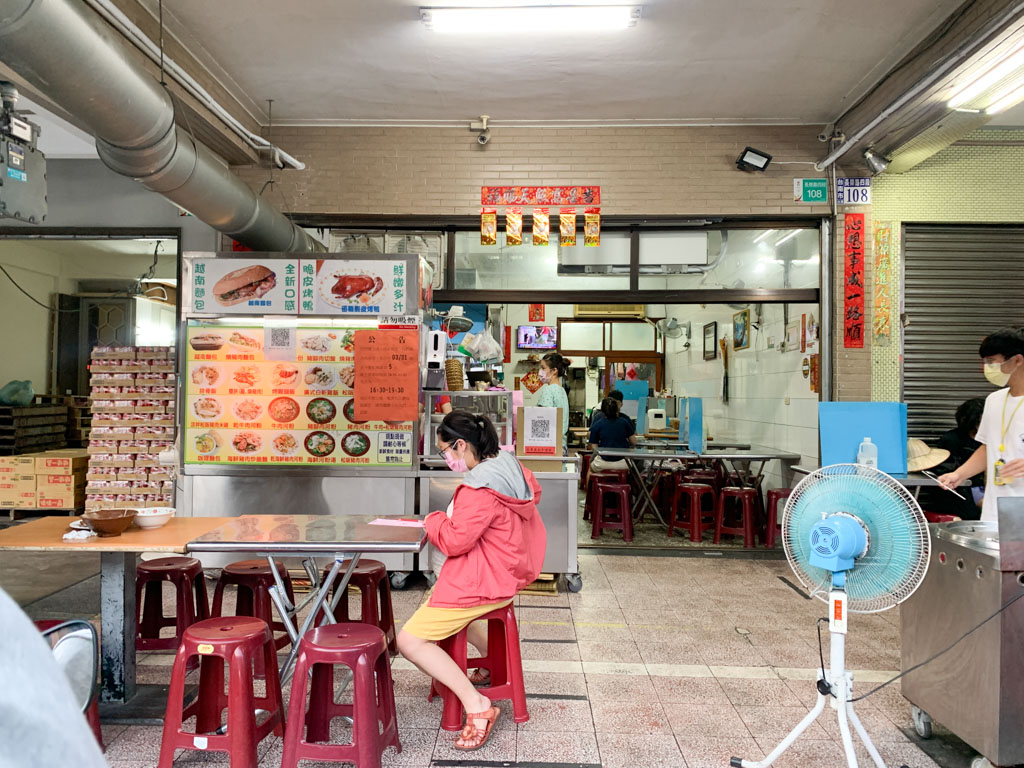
532;208;550;246
843;213;866;349
559;208;576;246
528;304;545;322
481;186;600;206
480;208;496;246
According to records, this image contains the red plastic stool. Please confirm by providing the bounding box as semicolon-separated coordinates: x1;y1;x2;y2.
591;481;633;542
686;468;720;492
319;559;397;654
584;469;628;521
579;452;592;490
157;616;284;768
714;487;759;548
35;620;104;752
281;623;400;768
764;488;793;549
211;559;294;649
136;556;209;651
428;602;528;730
924;511;961;523
669;483;716;541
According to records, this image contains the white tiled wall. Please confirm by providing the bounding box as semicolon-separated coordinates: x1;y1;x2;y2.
664;303;820;490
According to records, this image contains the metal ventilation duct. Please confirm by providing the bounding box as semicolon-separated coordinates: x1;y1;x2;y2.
0;0;322;253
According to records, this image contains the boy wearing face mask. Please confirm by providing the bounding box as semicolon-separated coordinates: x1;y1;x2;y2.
939;328;1024;523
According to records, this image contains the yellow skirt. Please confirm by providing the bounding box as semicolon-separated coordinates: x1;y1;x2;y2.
401;589;513;642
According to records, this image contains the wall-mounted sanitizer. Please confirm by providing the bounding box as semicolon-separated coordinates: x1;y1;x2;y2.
424;330;447;391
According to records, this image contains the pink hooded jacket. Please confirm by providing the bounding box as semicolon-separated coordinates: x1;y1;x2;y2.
424;464;547;608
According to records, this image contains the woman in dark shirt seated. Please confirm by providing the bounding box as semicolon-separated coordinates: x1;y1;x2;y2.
588;397;637;474
920;397;985;520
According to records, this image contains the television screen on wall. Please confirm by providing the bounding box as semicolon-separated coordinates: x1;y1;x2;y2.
517;325;557;350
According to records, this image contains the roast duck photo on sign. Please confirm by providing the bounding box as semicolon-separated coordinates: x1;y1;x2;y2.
212;265;277;306
332;274;383;300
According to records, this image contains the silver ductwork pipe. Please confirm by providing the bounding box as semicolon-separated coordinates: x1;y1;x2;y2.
0;0;322;253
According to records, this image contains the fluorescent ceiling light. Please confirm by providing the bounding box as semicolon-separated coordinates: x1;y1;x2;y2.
421;5;641;34
753;230;774;244
987;81;1024;114
948;41;1024;108
776;230;800;246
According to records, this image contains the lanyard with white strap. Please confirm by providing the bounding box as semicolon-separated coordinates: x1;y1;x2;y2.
994;390;1024;485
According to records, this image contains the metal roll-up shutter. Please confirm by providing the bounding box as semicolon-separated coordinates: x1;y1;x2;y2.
903;224;1024;440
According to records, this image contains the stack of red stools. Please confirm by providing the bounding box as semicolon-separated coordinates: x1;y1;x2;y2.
136;556;209;652
583;468;628;521
764;488;794;549
591;479;634;541
714;486;760;548
211;559;295;671
669;481;716;541
320;558;397;654
429;603;529;729
157;616;284;767
281;623;401;768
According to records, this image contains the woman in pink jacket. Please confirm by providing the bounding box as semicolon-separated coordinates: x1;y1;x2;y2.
397;410;546;751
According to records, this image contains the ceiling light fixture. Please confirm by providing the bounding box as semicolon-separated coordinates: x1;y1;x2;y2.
987;80;1024;114
947;40;1024;108
421;5;641;34
736;146;772;172
775;230;800;246
753;230;774;244
863;149;889;175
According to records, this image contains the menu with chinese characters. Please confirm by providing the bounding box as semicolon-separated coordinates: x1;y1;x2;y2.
183;323;413;467
299;259;410;316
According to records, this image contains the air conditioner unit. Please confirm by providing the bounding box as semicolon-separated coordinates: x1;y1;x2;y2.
574;304;645;318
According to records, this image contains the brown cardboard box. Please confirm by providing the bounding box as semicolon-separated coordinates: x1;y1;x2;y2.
0;478;36;493
37;473;87;489
37;488;85;509
0;490;38;508
35;449;90;475
0;470;36;483
0;455;38;471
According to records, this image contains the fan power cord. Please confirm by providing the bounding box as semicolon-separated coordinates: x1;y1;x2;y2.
849;590;1024;703
815;617;835;698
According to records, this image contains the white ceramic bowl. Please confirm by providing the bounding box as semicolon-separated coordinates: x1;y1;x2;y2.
133;507;174;530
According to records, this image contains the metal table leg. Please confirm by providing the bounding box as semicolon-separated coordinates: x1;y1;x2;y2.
628;458;670;527
100;551;136;704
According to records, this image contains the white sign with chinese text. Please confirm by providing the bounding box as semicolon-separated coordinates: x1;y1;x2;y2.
836;177;872;206
189;258;298;315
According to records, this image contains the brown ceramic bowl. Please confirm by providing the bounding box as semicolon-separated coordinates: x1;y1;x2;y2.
82;508;137;537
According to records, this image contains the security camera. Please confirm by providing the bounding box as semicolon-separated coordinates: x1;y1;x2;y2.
477;129;491;146
817;132;830;143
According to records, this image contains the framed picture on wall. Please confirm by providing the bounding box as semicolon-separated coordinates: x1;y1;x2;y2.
733;309;751;351
703;322;717;361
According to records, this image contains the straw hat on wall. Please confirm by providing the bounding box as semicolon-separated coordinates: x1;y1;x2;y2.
906;438;950;473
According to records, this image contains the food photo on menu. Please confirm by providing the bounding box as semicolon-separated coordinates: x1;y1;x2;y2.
212;264;277;307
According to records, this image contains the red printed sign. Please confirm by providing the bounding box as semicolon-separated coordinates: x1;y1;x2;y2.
481;186;600;206
528;304;545;322
353;330;419;422
843;213;866;349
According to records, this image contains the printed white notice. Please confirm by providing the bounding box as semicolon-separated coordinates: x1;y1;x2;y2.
523;406;558;456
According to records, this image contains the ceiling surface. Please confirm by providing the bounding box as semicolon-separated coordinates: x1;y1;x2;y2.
150;0;968;125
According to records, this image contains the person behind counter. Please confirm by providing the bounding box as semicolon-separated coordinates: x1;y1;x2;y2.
590;389;626;427
536;352;570;444
920;398;985;520
397;410;546;751
940;328;1024;522
588;396;638;474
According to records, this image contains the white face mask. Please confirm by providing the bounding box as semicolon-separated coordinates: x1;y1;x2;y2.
985;361;1012;387
538;368;551;383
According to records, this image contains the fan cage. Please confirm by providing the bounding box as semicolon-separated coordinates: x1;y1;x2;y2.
781;464;930;613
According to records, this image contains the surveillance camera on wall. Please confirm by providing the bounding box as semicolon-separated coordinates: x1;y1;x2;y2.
477;129;491;145
471;114;490;146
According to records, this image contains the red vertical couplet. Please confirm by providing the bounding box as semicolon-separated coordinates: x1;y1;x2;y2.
843;213;866;349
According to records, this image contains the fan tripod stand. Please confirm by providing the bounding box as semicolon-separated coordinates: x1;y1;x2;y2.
732;591;903;768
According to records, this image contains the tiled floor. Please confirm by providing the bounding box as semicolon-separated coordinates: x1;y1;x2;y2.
60;553;955;767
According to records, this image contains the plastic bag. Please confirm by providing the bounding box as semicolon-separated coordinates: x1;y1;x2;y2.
458;331;502;363
0;380;34;406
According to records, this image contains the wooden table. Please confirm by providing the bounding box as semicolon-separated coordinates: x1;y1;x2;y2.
0;516;227;715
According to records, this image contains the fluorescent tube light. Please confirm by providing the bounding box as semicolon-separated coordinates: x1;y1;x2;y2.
987;81;1024;114
948;41;1024;108
421;5;641;34
753;230;774;244
776;230;800;246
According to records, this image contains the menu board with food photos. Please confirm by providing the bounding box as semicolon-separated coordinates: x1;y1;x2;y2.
183;323;414;467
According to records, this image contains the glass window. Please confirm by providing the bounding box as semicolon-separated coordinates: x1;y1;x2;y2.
610;322;655;351
637;228;820;290
455;231;629;290
560;322;605;350
328;230;445;289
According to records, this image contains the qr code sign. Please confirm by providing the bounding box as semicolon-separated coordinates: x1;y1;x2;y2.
270;328;291;347
530;419;551;441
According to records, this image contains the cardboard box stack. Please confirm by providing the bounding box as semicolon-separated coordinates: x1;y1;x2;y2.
0;449;89;510
86;346;176;511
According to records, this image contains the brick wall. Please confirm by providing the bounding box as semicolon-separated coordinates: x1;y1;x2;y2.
232;125;830;216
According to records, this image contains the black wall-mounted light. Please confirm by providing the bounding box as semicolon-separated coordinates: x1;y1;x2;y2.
736;146;772;172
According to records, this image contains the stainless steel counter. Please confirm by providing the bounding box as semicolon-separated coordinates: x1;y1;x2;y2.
900;513;1024;766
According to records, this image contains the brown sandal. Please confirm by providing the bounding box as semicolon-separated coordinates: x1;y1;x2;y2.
454;705;501;751
468;668;490;686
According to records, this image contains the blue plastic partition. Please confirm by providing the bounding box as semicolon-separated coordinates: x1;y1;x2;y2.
818;402;908;474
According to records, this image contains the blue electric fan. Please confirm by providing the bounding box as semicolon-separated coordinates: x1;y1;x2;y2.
732;464;930;768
